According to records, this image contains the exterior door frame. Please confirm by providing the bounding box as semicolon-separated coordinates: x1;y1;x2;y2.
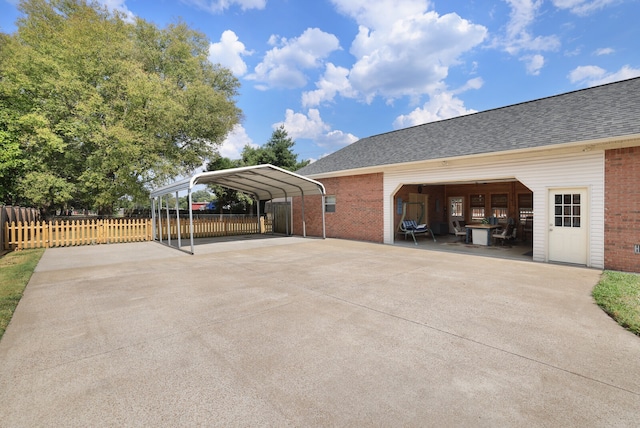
547;187;589;265
448;196;464;233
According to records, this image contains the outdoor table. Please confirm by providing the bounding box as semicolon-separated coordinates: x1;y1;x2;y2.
465;224;501;246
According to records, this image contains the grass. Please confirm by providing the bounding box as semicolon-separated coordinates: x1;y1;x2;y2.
0;249;45;341
592;270;640;336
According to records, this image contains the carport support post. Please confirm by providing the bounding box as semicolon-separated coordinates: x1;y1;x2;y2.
157;196;163;244
175;191;181;249
284;193;289;235
188;188;195;254
301;191;306;237
256;195;261;234
165;196;171;246
151;197;156;241
321;194;326;239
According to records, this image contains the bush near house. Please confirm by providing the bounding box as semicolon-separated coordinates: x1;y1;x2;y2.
592;271;640;336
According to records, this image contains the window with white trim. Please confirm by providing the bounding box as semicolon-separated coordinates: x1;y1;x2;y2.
325;195;336;213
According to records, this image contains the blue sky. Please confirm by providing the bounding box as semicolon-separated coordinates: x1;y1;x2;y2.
2;0;640;164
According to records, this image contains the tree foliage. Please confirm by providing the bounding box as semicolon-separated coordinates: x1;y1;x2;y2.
240;125;310;171
0;0;241;214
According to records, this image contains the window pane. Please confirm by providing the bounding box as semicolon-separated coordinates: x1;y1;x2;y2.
564;194;571;204
472;207;485;220
555;206;562;215
555;195;562;204
325;195;336;213
573;217;580;227
450;198;463;217
564;217;571;227
573;194;580;204
573;206;580;216
555;217;562;226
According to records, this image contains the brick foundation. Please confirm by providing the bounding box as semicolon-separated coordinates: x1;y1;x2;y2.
605;146;640;273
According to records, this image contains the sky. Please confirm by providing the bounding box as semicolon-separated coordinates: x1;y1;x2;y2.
2;0;640;165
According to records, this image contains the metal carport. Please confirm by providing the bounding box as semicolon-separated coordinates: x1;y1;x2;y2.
149;164;326;254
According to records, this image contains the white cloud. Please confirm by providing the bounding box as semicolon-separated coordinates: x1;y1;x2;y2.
183;0;266;14
209;30;251;76
247;28;341;89
329;2;487;104
501;0;560;55
276;109;358;149
568;65;640;86
302;63;355;107
551;0;619;16
392;78;483;129
331;0;432;30
522;53;545;75
594;47;615;56
568;65;606;82
218;124;256;159
277;109;329;140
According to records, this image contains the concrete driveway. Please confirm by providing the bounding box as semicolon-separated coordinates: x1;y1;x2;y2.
1;237;639;427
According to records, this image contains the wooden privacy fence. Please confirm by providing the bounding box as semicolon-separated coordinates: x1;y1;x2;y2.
4;216;270;250
0;205;40;251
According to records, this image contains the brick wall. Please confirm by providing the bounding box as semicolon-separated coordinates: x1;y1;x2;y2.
292;173;384;242
605;146;640;273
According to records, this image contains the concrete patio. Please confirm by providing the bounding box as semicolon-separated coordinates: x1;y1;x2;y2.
0;237;638;426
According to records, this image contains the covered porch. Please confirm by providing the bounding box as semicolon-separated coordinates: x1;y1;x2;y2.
393;179;533;261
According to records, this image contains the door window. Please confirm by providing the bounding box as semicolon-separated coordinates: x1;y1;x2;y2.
554;193;581;227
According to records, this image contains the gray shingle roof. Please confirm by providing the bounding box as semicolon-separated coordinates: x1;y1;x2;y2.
297;77;640;176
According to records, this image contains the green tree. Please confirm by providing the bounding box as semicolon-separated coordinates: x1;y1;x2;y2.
241;125;310;171
0;0;241;214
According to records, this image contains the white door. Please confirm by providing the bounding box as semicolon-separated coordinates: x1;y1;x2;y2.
448;197;464;233
548;188;588;265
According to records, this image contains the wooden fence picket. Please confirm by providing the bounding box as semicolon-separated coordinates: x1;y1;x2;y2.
3;217;263;250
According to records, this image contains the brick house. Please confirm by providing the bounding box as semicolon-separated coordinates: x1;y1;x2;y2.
295;77;640;273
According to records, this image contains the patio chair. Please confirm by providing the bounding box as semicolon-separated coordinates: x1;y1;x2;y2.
451;220;468;242
493;223;517;245
400;220;436;245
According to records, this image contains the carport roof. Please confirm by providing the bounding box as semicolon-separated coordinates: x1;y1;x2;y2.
150;164;325;200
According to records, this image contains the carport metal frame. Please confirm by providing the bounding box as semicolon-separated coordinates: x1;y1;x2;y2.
150;164;326;254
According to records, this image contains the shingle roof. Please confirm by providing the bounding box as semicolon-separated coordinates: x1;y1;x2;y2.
297;77;640;176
